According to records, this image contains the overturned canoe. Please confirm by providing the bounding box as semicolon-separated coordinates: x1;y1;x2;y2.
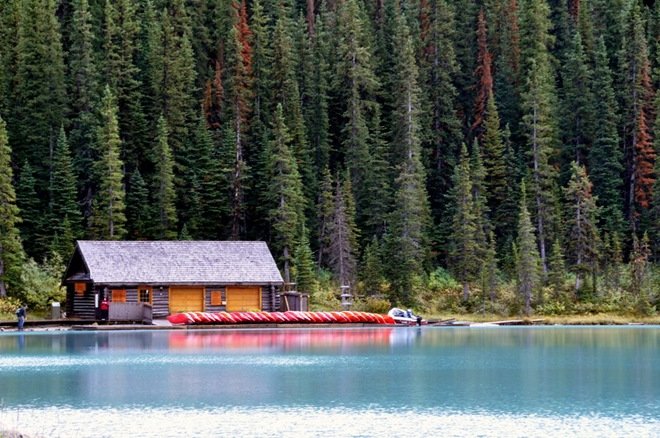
167;310;397;325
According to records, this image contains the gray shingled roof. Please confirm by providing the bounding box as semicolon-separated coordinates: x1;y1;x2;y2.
74;241;283;285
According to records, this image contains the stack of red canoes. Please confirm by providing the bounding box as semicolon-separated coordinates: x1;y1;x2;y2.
167;310;396;325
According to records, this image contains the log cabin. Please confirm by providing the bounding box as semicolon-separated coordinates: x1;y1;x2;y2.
62;240;284;321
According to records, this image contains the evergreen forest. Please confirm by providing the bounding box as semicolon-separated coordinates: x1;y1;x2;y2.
0;0;658;317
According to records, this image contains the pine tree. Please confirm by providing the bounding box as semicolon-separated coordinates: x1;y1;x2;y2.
316;166;334;268
90;86;126;240
560;31;595;181
334;0;379;221
386;13;431;305
125;170;150;239
492;0;522;132
547;239;566;298
564;162;600;293
189;115;226;239
620;1;655;230
360;236;386;296
590;37;624;237
49;127;83;255
68;0;99;219
482;91;508;238
327;171;359;290
472;8;493;140
629;232;652;313
103;0;147;175
0;116;24;297
224;0;253;239
516;182;541;315
519;0;560;274
152;116;177;239
11;0;66;194
482;230;499;303
271;3;314;214
449;144;480;302
15;161;41;258
425;0;463;261
293;223;318;295
265;104;305;284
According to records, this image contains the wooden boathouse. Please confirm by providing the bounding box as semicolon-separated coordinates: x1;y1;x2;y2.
62;240;284;321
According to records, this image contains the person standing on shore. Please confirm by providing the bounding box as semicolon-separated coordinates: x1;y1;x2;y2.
16;304;27;331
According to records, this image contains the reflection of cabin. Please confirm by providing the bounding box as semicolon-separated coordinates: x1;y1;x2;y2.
62;241;284;320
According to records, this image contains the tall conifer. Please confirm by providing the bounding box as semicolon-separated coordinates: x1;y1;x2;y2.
516;182;541;315
153;116;177;239
0;116;24;297
386;14;431;304
265;104;305;284
49;127;83;256
564;162;600;293
90;86;126;240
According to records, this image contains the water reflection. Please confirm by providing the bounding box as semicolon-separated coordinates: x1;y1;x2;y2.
0;327;657;420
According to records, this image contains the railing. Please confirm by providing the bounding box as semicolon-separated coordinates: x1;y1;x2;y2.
108;302;153;324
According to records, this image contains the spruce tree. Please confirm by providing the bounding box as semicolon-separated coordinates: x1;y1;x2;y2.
90;86;126;240
360;236;386;297
449;144;480;302
125;170;150;239
152;116;177;239
327;171;359;290
49;127;83;256
224;0;253;239
103;0;147;175
590;37;624;238
560;31;595;181
620;1;655;230
472;8;493;141
293;223;318;295
68;0;99;218
564;162;600;293
15;161;41;258
519;0;560;274
547;239;566;299
482;91;508;238
316;166;334;268
492;0;522;132
0;116;24;297
425;0;467;261
11;0;66;193
271;3;314;214
386;13;431;305
265;104;305;284
516;182;541;315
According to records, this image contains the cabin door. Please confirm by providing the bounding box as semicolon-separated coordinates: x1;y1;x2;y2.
226;287;261;311
169;287;204;313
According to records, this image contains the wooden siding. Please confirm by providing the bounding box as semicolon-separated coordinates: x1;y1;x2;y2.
68;283;279;319
262;285;279;312
152;287;169;318
73;287;96;320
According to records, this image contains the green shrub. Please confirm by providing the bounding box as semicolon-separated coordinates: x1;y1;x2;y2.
17;256;66;311
353;296;392;314
0;296;22;319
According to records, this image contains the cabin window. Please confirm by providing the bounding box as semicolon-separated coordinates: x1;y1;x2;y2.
210;290;223;306
138;287;151;303
112;289;126;303
74;282;86;296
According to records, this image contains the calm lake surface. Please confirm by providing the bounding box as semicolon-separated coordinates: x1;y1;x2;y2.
0;326;658;437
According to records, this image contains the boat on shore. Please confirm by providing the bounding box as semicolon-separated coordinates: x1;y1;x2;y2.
167;310;397;325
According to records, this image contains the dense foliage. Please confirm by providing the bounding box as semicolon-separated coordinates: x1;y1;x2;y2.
0;0;657;314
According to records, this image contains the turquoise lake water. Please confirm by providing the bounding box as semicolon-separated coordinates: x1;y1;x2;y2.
0;326;658;437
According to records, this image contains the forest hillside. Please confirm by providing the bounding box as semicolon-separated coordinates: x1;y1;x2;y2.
0;0;657;316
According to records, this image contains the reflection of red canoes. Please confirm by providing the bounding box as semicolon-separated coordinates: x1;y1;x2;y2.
167;310;397;325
